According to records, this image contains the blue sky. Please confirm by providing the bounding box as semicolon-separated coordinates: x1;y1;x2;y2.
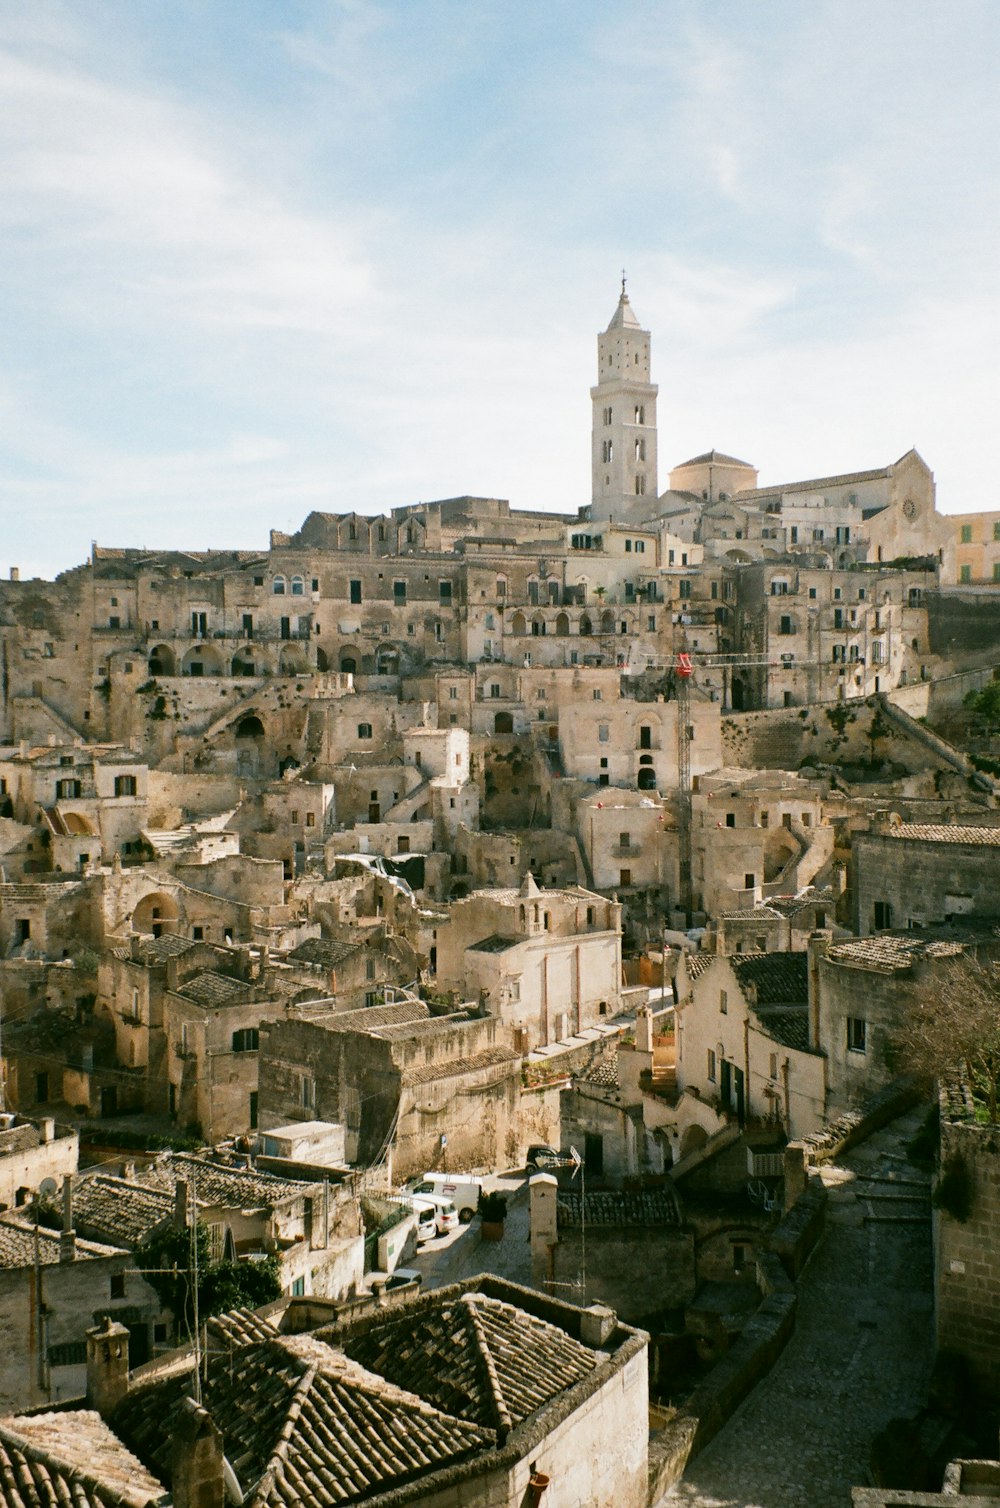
1;1;998;576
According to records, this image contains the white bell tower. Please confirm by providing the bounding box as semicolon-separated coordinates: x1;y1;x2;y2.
590;278;658;521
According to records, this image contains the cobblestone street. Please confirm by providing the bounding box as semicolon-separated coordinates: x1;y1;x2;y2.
663;1106;935;1508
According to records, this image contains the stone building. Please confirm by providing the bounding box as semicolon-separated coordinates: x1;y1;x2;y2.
257;996;548;1179
675;951;825;1139
0;1114;78;1212
935;1079;1000;1407
0;1214;162;1410
853;821;1000;934
434;875;623;1049
0;1275;649;1508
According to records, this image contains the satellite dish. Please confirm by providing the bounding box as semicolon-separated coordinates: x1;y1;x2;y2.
38;1178;57;1198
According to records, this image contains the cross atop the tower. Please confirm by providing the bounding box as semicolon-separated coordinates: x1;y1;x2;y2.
621;268;627;296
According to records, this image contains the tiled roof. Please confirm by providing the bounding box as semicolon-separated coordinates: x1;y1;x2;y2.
206;1306;280;1349
134;1155;309;1210
755;1007;810;1051
318;1000;428;1033
0;1216;123;1269
883;823;1000;846
287;939;362;969
718;906;784;922
733;465;889;499
113;1335;491;1505
683;953;714;981
730;952;808;1006
579;1056;620;1090
828;935;965;973
674;450;755;470
557;1189;680;1228
467;934;522;954
68;1176;174;1250
343;1291;598;1432
175;970;253;1007
111;935;196;964
403;1046;519;1086
0;1412;166;1508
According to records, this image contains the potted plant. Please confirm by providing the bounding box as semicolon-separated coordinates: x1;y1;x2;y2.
478;1189;508;1241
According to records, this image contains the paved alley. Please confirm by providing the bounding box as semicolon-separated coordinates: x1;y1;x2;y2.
663;1106;935;1508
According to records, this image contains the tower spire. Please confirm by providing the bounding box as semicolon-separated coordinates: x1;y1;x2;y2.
590;281;659;519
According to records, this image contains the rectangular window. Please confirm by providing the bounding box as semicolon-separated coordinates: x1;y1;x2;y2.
114;774;137;797
720;989;728;1015
439;580;452;603
625;539;632;553
960;565;972;583
243;613;254;637
357;723;373;739
847;1017;867;1054
744;873;755;891
961;524;973;543
232;1027;259;1053
393;580;406;604
679;579;691;600
598;723;609;742
349;579;362;603
305;811;316;827
110;1273;126;1300
707;1049;717;1082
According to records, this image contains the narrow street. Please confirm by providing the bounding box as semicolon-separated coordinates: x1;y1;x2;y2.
664;1106;935;1508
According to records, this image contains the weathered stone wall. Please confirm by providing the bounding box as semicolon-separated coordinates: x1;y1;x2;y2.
936;1106;1000;1405
722;699;946;775
853;832;1000;934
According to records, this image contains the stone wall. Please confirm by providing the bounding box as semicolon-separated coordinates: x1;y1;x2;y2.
936;1098;1000;1405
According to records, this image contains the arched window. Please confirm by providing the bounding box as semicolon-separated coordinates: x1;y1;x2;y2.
579;615;592;636
291;576;305;597
273;576;286;595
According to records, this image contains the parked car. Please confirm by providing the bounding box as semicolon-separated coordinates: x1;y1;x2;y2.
408;1198;438;1244
526;1144;565;1170
410;1192;459;1235
385;1267;422;1291
409;1173;484;1223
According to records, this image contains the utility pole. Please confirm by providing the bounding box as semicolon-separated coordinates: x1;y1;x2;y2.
676;653;693;923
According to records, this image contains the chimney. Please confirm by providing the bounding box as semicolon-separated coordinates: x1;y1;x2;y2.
634;1005;654;1055
59;1229;77;1263
86;1316;130;1417
62;1173;73;1231
579;1303;616;1348
806;929;832;1051
171;1397;225;1508
165;956;180;992
38;1116;55;1144
9;567;19;582
175;1177;190;1231
529;1173;558;1289
130;933;143;961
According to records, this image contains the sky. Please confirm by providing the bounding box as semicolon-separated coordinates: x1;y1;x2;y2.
1;1;998;578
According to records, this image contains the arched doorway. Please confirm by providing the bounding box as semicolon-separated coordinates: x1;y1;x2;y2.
638;766;657;791
600;610;615;635
131;891;180;938
731;677;746;711
579;615;592;637
316;648;329;672
231;648;255;677
182;644;223;677
494;711;514;734
340;654;357;675
148;645;176;677
555;613;569;637
510;611;527;637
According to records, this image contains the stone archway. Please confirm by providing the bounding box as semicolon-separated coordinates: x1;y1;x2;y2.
148;644;176;677
494;711;514;734
131;890;180;938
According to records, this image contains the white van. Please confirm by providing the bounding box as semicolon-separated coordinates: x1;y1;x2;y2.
410;1173;484;1223
408;1198;438;1244
413;1192;459;1236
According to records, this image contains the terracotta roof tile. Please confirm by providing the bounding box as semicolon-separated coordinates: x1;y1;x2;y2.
67;1177;174;1250
885;823;1000;846
113;1335;491;1505
0;1216;123;1269
729;952;808;1006
343;1291;598;1432
0;1412;166;1508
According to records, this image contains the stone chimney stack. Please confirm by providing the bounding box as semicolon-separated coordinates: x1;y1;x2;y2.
171;1397;225;1508
635;1004;654;1055
806;929;833;1050
59;1174;76;1263
580;1303;616;1348
529;1173;558;1289
174;1177;190;1231
85;1317;131;1417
